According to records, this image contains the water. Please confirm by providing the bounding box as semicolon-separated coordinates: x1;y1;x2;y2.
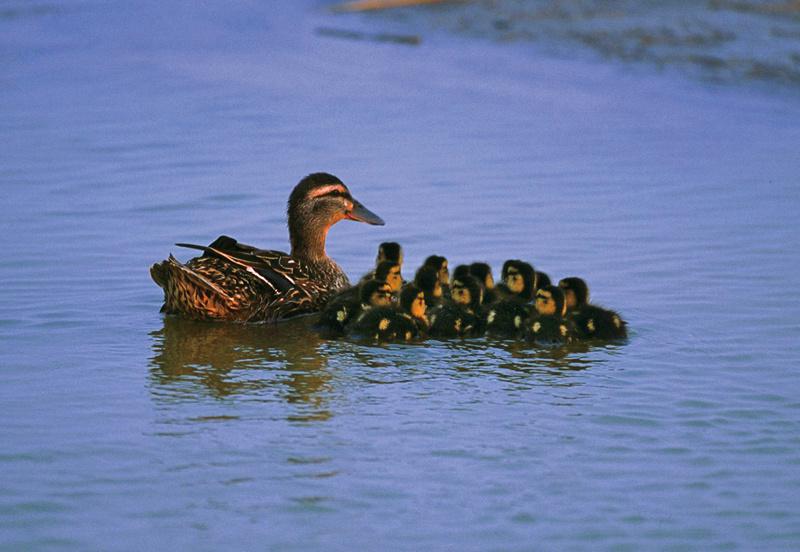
2;1;800;549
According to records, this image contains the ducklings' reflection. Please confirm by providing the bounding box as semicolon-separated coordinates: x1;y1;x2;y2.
149;315;333;421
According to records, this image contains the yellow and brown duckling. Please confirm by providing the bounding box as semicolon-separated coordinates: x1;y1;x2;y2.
428;275;482;338
315;279;394;337
535;271;552;291
348;283;424;343
359;241;403;283
423;255;450;296
414;265;444;309
469;262;499;305
482;299;529;338
495;260;537;303
374;260;403;294
559;277;627;340
525;285;575;345
151;173;384;322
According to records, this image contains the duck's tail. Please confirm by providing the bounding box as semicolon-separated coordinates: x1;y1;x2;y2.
150;255;242;320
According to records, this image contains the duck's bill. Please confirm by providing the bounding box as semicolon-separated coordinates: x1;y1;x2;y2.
346;200;385;225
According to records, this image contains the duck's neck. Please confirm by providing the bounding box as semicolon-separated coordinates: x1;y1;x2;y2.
289;219;330;262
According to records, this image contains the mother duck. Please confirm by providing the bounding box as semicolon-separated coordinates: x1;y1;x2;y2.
150;173;384;322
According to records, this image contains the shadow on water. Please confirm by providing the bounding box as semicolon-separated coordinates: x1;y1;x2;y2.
148;315;335;421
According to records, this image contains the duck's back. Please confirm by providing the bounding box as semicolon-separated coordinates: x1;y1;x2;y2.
151;235;349;322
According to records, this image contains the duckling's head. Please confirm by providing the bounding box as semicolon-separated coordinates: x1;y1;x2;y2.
535;285;566;317
400;284;427;320
452;264;470;282
414;266;442;303
287;173;384;258
450;275;483;311
501;260;536;300
469;262;494;289
376;242;403;267
423;255;449;286
374;260;403;293
558;277;589;309
360;280;395;308
535;271;551;291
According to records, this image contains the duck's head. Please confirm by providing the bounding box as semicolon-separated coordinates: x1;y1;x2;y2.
374;260;403;293
501;260;536;300
469;262;495;290
287;173;384;258
376;242;403;267
360;279;395;308
400;283;427;320
535;285;566;317
452;264;470;282
558;277;589;310
423;255;449;287
450;275;483;312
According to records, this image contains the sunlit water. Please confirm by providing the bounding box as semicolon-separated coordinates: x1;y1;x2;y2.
2;1;800;550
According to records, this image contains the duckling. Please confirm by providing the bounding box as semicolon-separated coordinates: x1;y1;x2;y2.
399;283;429;334
314;279;394;337
535;270;552;291
423;255;450;296
482;299;529;338
452;264;471;283
414;265;443;309
348;281;430;343
374;260;403;294
359;241;404;283
495;260;536;303
469;262;499;305
558;277;628;340
428;275;482;338
525;285;575;345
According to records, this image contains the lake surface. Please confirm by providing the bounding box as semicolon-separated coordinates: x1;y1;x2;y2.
2;1;800;550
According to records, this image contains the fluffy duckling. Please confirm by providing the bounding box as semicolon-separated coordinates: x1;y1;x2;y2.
495;260;537;303
423;255;450;296
482;299;529;338
428;275;482;338
414;265;444;309
315;279;394;337
558;277;627;340
469;262;499;305
525;285;574;345
359;242;404;283
374;260;403;294
348;282;430;343
535;271;552;291
399;283;429;334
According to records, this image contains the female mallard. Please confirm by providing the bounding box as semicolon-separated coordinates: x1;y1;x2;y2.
150;173;384;322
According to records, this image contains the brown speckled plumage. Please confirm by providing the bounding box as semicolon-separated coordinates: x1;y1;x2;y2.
150;173;383;323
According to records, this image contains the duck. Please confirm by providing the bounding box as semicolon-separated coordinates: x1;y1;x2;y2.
349;281;429;342
495;259;536;303
423;255;450;296
469;262;499;305
150;173;384;322
414;265;444;309
558;277;628;340
525;285;575;345
314;279;394;337
373;260;403;294
428;275;482;338
482;299;529;338
359;241;403;283
535;270;552;291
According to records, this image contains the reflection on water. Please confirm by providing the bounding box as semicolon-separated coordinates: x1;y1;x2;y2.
149;316;334;421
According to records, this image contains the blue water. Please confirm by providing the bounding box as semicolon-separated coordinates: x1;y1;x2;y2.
2;1;800;550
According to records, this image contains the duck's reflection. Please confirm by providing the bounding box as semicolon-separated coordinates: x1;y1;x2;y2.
149;315;333;421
